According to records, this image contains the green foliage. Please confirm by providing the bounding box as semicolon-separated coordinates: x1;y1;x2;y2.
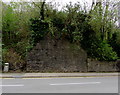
81;1;118;61
109;31;120;58
51;11;66;30
30;18;49;45
63;2;84;43
0;2;2;31
26;1;120;61
92;40;117;61
2;4;19;47
2;0;120;71
48;11;67;39
81;22;118;61
2;48;25;70
88;2;117;41
2;2;39;70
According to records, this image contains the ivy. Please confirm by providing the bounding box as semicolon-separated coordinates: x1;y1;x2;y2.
30;18;49;46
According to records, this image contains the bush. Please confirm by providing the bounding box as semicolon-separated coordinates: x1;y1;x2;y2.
87;40;118;61
94;40;118;61
109;32;120;58
30;18;49;46
81;30;118;61
2;48;26;71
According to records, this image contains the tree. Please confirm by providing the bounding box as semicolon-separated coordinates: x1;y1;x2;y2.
88;0;117;41
2;3;19;47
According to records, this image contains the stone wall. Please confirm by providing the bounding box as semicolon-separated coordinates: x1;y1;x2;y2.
26;37;87;72
26;37;119;72
87;59;118;72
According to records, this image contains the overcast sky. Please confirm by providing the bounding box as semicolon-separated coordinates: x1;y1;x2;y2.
2;0;93;11
2;0;92;5
2;0;92;2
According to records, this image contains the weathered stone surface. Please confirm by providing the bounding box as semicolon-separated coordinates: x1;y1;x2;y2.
87;59;118;72
26;37;119;72
116;59;120;71
26;37;87;72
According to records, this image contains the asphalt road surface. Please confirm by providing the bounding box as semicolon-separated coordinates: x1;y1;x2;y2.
1;76;118;93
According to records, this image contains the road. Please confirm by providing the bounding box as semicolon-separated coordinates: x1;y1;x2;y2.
1;76;118;93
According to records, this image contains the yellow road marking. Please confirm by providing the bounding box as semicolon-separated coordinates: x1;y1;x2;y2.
0;75;119;79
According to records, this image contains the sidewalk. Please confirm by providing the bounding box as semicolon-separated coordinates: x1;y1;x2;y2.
0;73;119;78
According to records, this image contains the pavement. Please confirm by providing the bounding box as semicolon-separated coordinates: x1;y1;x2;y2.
0;73;119;93
0;73;119;78
1;76;119;93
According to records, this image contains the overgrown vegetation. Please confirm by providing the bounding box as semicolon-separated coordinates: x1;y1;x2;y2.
2;0;120;71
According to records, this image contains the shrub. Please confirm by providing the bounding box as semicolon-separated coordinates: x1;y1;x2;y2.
109;32;120;58
94;40;118;61
2;48;25;71
30;18;49;46
86;39;118;61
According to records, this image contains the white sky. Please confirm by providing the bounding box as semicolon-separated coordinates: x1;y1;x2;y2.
2;0;92;2
2;0;93;5
2;0;93;11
